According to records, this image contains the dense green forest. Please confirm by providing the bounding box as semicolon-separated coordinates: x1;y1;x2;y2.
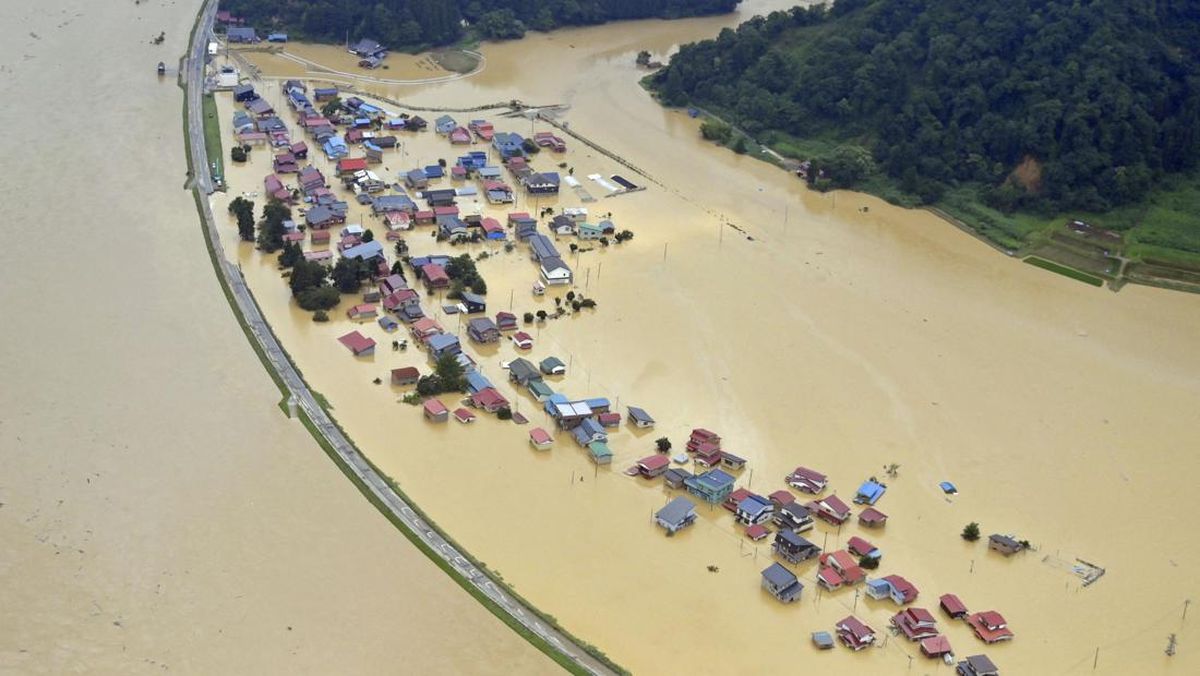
653;0;1200;222
221;0;741;48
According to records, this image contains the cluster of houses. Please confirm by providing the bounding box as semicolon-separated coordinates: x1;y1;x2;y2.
645;447;1012;668
218;10;286;44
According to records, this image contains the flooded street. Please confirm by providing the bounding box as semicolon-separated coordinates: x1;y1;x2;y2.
0;0;553;673
219;0;1200;671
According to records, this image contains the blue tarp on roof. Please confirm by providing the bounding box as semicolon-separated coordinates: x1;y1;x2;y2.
939;481;958;494
854;480;886;505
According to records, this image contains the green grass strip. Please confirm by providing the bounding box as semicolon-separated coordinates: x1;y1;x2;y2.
1024;256;1105;287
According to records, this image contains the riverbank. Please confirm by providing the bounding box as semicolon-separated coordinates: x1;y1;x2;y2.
650;91;1200;295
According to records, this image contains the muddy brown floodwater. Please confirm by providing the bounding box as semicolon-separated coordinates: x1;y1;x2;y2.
220;0;1198;674
0;0;555;674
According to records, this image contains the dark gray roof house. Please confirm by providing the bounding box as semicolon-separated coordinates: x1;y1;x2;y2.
226;26;258;43
627;406;655;428
508;358;541;385
956;654;1000;676
664;468;693;489
528;234;559;262
761;562;804;603
655;496;697;535
988;534;1023;556
539;356;566;375
349;38;386;58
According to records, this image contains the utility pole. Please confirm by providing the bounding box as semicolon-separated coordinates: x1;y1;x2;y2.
1166;634;1177;657
1185;599;1192;622
1092;647;1099;670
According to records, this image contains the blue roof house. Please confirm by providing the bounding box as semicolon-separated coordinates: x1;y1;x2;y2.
684;469;736;504
736;495;775;526
323;136;348;159
466;371;493;394
427;334;461;360
492;132;525;159
572;418;607;447
854;480;887;505
434;115;457;134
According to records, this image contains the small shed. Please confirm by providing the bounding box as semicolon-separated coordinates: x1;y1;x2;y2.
529;427;553;450
453;407;476;424
539;356;566;375
858;507;889;528
811;632;835;650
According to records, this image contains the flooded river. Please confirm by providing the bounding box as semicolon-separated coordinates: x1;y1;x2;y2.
213;0;1200;674
0;0;553;673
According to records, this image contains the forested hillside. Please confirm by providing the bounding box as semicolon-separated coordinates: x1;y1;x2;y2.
221;0;740;48
653;0;1200;218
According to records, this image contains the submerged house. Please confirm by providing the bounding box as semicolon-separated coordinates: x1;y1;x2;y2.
626;406;655;428
773;530;820;564
812;494;852;525
988;534;1024;556
967;611;1014;644
836;616;877;651
786;466;828;494
854;479;887;505
761;563;804;604
467;317;500;343
637;455;670;479
684;469;736;505
736;494;774;526
892;607;939;641
655;496;697;535
774;502;815;533
956;655;1000;676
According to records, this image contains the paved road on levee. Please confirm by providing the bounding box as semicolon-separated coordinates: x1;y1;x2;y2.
182;4;612;673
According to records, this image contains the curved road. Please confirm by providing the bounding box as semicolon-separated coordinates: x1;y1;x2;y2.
183;3;612;674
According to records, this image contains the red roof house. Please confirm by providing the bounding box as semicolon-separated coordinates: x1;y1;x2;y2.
815;494;852;524
768;490;795;506
512;332;533;349
338;331;376;356
421;263;450;288
347;303;378;320
786;466;828;493
453;407;476;424
892;607;939;641
919;635;953;658
939;593;968;619
636;454;670;478
746;524;770;541
336;157;368;175
846;536;878;558
311;229;331;244
820;550;865;585
423;398;448;422
391;366;419;386
967;611;1014;643
724;487;753;512
470;387;510;413
529;427;553;449
836;616;876;651
597;411;622;428
858;506;889;528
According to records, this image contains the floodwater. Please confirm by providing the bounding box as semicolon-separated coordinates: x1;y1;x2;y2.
216;0;1200;674
0;0;553;674
240;42;451;82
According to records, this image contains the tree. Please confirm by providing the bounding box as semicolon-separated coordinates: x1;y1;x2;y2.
522;138;540;154
700;119;733;144
496;406;513;421
636;50;651;66
320;97;342;118
313;310;329;322
331;257;367;293
535;310;547;321
279;242;303;267
257;200;291;252
297;285;339;311
523;311;534;324
229;196;256;242
615;229;634;243
416;375;442;396
731;136;748;154
655;437;672;452
433;351;466;392
961;522;981;542
566;291;576;302
289;258;327;296
858;554;880;570
362;229;375;243
230;146;247;162
470;278;487;294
